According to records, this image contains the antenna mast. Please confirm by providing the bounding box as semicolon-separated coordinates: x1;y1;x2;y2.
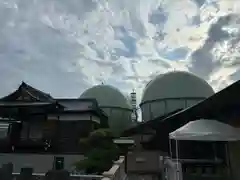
130;89;138;123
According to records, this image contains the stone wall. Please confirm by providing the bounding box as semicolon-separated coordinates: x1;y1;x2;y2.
102;156;126;180
0;153;84;173
0;156;126;180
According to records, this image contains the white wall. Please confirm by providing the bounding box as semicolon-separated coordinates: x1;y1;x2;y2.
48;113;100;123
59;114;90;121
58;100;94;111
58;113;100;123
0;123;9;138
0;153;85;173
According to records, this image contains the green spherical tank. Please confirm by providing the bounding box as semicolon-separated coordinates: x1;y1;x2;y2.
80;85;133;134
140;71;215;121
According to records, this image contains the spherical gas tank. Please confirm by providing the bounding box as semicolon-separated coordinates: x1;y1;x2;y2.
80;85;132;134
140;71;214;121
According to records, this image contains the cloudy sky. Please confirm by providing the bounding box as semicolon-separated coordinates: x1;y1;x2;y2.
0;0;240;103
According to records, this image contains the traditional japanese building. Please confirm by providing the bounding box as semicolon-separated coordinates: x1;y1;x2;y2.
0;82;108;172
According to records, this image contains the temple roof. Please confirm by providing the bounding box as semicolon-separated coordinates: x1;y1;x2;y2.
0;82;54;102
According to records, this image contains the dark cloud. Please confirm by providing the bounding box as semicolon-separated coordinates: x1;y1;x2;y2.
190;15;201;26
189;47;216;77
192;0;206;8
148;6;168;26
207;14;233;43
113;26;137;58
189;14;236;78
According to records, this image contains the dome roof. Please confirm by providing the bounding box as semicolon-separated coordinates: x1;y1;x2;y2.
141;71;214;103
80;84;131;109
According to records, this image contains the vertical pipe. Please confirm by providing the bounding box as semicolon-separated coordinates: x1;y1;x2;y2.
176;140;180;180
169;139;172;158
225;142;232;179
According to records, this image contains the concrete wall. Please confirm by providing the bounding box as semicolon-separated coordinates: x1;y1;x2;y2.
48;113;100;124
102;156;126;180
164;158;182;180
0;153;84;173
59;114;100;123
57;100;94;111
126;151;163;174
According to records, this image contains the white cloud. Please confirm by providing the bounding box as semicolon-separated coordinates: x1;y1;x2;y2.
0;0;239;104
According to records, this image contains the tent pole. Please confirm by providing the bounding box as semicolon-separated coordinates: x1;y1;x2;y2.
176;140;180;180
225;142;232;179
169;138;172;158
213;143;217;160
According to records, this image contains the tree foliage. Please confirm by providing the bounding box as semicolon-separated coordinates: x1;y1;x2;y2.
74;129;120;174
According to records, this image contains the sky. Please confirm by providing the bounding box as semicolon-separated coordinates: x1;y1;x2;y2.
0;0;240;104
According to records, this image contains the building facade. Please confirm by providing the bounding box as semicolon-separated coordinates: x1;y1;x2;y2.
0;82;108;172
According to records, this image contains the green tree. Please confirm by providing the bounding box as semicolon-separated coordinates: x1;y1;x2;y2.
74;129;120;174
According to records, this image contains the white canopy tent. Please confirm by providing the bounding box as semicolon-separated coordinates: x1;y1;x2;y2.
168;119;240;180
169;119;240;141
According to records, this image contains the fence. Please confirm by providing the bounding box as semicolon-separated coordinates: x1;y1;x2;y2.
163;157;231;180
0;156;126;180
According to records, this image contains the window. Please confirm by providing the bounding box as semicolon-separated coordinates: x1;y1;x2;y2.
21;122;43;140
29;122;43;140
0;123;9;138
21;122;29;139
